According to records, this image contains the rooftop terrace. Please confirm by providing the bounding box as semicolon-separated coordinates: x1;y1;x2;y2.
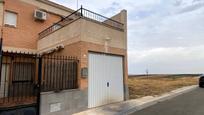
39;7;124;39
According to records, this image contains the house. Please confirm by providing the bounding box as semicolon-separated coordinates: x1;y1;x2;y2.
0;0;128;115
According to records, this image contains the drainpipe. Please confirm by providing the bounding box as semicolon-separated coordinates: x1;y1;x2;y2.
0;0;4;40
0;0;4;81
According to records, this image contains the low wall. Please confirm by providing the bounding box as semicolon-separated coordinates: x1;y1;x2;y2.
40;89;88;115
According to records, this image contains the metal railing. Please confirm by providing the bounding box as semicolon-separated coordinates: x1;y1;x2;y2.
81;8;124;30
39;8;82;39
39;7;124;39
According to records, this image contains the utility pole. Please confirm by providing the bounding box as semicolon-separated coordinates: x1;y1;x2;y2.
146;69;149;78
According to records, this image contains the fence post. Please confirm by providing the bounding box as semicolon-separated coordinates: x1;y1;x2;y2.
81;5;83;17
37;56;42;115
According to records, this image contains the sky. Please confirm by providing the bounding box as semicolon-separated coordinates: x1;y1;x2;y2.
51;0;204;74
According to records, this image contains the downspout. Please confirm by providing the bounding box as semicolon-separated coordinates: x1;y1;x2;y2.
0;0;4;90
0;0;4;39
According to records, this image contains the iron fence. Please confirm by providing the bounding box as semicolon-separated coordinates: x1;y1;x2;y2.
39;7;124;39
0;52;79;109
0;52;38;108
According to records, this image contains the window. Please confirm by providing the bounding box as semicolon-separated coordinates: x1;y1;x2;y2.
12;62;34;82
4;11;17;27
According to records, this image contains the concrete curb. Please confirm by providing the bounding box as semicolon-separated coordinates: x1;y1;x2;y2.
73;85;198;115
124;85;198;115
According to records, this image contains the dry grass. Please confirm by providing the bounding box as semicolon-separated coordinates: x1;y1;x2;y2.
128;75;199;99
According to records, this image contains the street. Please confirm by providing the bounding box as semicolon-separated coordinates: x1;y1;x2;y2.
131;87;204;115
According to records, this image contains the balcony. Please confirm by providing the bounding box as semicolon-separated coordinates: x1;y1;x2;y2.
39;7;124;39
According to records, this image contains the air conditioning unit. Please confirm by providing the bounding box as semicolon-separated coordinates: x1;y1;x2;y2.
34;10;47;21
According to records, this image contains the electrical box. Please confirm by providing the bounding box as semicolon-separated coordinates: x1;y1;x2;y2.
81;67;88;77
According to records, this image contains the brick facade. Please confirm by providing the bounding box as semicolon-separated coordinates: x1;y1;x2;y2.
1;0;66;50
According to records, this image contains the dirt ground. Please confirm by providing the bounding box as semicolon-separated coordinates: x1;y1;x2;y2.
128;75;199;99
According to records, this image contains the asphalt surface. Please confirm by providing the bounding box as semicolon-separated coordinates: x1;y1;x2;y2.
131;87;204;115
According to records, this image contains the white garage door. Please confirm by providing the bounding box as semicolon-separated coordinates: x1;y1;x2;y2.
88;53;124;108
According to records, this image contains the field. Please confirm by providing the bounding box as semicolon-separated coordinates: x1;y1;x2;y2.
128;74;199;99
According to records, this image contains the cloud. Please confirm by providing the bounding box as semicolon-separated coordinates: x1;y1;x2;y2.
129;6;204;50
176;0;204;14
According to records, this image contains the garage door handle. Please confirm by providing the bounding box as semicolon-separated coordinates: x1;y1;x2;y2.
107;82;109;87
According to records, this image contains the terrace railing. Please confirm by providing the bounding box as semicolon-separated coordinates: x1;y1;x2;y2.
39;8;82;39
39;7;124;39
81;8;124;31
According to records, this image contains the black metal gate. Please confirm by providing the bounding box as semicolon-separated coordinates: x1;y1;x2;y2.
0;52;40;115
0;39;79;115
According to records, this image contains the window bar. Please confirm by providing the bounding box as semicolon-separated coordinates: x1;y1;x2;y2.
53;55;56;90
43;56;46;91
55;55;58;90
74;60;76;88
50;56;54;90
49;55;52;91
59;56;61;90
34;56;36;99
67;57;69;89
73;61;76;89
62;56;65;90
65;56;70;89
12;54;15;102
59;56;62;90
29;56;33;100
54;55;57;90
45;56;48;91
46;56;49;91
7;55;11;103
0;56;3;104
16;54;21;102
3;55;8;104
71;59;73;89
21;53;25;102
75;61;78;88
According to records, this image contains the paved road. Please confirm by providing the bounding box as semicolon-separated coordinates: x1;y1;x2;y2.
131;87;204;115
